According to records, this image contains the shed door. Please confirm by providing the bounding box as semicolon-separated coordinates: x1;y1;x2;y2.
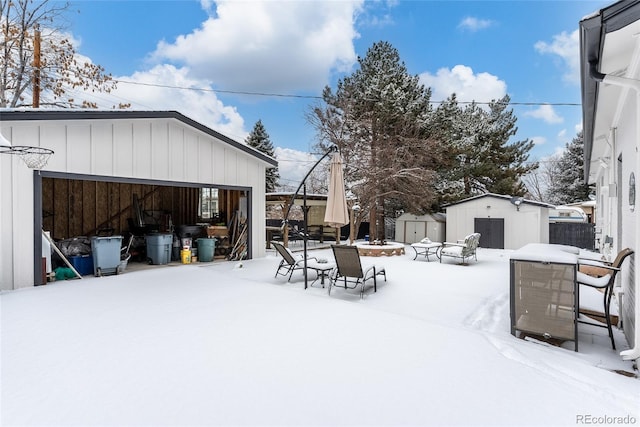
474;218;504;249
404;221;426;244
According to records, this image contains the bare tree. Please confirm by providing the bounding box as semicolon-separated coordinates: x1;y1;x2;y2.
0;0;124;108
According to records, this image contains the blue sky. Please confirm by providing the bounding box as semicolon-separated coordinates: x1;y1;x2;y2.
64;0;609;188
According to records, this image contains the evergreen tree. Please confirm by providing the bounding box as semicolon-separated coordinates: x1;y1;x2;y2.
309;41;438;241
245;120;279;192
433;95;537;204
545;132;590;205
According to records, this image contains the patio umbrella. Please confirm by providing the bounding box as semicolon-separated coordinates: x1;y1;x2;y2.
324;152;350;228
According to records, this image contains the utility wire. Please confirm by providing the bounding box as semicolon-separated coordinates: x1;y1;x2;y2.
114;79;581;106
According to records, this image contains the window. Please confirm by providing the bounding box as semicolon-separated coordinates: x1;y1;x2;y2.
199;188;219;220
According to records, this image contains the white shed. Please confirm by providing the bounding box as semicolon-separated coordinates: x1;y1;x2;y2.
0;110;277;290
444;193;554;250
394;212;445;243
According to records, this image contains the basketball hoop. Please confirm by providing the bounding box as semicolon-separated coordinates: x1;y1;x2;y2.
0;135;54;169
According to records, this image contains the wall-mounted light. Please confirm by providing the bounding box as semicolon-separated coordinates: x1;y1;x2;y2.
510;196;523;211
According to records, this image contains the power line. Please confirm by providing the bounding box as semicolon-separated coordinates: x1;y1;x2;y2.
114;79;581;107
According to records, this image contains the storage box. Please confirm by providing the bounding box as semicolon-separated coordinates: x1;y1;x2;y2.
207;225;229;238
69;255;94;276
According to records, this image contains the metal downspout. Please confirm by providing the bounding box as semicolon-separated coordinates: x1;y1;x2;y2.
590;62;640;361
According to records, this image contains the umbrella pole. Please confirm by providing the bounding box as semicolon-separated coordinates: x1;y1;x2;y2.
303;183;308;289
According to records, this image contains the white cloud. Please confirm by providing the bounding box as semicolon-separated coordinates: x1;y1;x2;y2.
419;65;507;105
274;147;322;189
457;17;494;32
530;136;547;146
524;104;563;124
150;0;363;93
90;64;248;141
534;29;579;85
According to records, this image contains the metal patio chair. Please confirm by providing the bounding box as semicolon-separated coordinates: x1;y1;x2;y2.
577;247;634;350
329;244;386;299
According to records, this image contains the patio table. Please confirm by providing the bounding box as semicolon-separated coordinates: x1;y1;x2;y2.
306;261;336;288
410;241;442;261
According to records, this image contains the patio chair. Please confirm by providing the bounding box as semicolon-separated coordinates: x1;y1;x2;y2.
577;247;634;350
329;244;386;299
439;233;481;264
272;241;331;283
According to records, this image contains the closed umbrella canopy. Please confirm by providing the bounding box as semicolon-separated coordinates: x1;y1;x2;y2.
324;152;350;228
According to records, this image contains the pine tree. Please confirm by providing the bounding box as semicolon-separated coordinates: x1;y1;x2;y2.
245;120;279;192
434;95;537;204
545;131;590;205
309;41;438;241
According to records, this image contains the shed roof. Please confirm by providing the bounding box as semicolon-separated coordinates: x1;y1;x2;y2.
0;109;278;167
442;193;554;209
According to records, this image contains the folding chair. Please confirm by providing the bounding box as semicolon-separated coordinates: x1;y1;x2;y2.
329;244;386;298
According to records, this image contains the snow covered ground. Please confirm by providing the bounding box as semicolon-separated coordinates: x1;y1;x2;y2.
2;245;639;426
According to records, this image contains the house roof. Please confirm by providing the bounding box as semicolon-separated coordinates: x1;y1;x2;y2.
580;0;640;183
442;193;554;209
0;109;278;167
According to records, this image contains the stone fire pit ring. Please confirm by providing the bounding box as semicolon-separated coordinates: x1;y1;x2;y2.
355;242;405;257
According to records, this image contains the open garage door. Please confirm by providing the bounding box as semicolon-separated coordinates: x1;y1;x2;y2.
35;172;251;281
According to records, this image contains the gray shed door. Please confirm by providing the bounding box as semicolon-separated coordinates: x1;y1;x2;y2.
474;218;504;249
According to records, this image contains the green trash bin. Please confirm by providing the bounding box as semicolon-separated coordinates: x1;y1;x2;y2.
197;238;215;262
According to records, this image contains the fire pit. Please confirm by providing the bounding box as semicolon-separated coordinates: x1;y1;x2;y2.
355;241;405;257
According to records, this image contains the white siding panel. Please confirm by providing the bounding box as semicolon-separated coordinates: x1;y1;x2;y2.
184;130;199;183
198;137;213;183
92;123;113;176
132;122;152;178
67;124;92;174
113;123;134;177
40;125;67;171
214;145;225;183
224;150;238;185
151;121;170;180
236;156;248;186
168;125;186;181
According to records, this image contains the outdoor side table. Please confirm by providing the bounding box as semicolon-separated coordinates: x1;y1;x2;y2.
410;242;442;261
307;261;336;288
510;244;579;351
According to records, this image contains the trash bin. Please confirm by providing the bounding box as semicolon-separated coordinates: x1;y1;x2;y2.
197;238;216;262
146;233;173;265
69;255;94;276
91;236;123;276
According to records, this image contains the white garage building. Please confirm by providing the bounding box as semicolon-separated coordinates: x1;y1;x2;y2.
444;193;554;250
0;110;277;290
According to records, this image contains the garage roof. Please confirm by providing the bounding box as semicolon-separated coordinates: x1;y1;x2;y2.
0;109;278;167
